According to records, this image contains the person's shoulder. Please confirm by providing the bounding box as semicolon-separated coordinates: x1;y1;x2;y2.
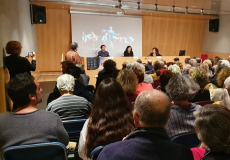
192;103;202;109
36;109;59;117
0;112;12;120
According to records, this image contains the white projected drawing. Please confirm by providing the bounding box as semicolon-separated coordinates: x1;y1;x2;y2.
71;14;142;57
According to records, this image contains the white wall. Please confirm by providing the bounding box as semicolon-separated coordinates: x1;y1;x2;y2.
203;15;230;54
0;0;37;68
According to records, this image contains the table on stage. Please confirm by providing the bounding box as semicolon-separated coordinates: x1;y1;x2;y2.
81;56;190;86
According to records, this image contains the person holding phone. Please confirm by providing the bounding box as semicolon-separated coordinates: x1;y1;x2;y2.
4;41;36;79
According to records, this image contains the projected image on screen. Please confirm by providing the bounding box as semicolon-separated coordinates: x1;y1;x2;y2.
71;14;142;57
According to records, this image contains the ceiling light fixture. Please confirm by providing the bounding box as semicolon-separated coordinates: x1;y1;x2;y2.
137;2;140;10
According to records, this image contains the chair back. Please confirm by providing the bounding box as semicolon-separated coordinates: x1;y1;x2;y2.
2;142;67;160
153;80;160;89
195;101;214;106
90;146;104;160
170;132;200;148
62;119;87;143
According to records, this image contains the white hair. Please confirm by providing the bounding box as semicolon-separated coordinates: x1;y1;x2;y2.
126;61;134;69
168;64;181;75
57;74;75;92
132;62;145;72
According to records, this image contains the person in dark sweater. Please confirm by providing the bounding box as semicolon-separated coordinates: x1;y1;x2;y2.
0;73;69;150
148;47;162;57
97;45;109;57
97;90;194;160
124;45;134;57
4;41;36;79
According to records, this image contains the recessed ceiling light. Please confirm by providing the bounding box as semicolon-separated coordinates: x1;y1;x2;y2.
192;6;196;8
213;3;216;4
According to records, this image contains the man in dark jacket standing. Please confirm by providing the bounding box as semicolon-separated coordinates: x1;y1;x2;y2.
97;90;194;160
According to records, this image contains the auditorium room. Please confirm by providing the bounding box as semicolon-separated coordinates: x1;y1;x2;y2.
1;0;230;159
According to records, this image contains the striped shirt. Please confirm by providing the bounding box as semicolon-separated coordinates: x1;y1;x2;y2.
166;104;202;138
46;95;92;121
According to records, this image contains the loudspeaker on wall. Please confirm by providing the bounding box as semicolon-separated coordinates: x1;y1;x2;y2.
209;19;219;32
30;4;46;24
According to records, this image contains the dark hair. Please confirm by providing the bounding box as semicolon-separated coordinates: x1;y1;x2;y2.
60;61;75;67
152;47;159;55
6;41;22;55
185;58;190;64
103;59;116;72
174;57;179;61
215;56;221;62
6;73;36;107
196;57;201;63
133;70;144;83
125;46;132;52
194;104;230;153
65;66;81;79
153;61;161;71
86;78;134;157
136;59;142;63
144;64;149;71
70;42;78;50
167;62;175;67
159;70;175;92
100;45;105;49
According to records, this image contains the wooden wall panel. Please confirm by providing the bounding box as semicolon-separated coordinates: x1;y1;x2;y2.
203;52;230;60
142;16;206;58
36;9;71;72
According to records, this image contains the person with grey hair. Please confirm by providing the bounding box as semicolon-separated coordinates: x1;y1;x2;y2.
65;42;81;65
132;62;153;84
46;74;91;122
182;64;192;77
97;90;194;160
168;64;182;75
126;61;134;70
189;59;197;67
193;104;230;159
165;75;201;138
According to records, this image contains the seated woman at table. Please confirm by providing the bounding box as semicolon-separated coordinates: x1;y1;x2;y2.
148;47;162;57
124;46;134;57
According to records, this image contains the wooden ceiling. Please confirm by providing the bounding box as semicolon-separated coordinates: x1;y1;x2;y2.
31;0;230;19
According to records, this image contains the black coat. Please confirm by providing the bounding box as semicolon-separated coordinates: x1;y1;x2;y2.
124;51;134;57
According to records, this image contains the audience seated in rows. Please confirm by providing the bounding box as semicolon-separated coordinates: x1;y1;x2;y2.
190;70;211;103
192;104;230;160
76;64;90;86
0;73;69;150
132;62;153;84
78;78;134;160
117;69;138;110
97;90;194;160
47;66;94;104
46;74;91;121
165;75;201;138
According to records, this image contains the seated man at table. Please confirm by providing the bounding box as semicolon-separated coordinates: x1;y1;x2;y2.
97;90;194;160
46;74;92;121
97;45;109;57
0;73;69;150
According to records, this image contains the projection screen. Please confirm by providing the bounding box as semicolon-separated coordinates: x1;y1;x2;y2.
71;14;142;57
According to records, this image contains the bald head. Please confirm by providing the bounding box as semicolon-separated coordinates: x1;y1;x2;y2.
134;90;171;128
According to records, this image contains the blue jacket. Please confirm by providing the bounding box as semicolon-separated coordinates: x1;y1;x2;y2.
97;128;194;160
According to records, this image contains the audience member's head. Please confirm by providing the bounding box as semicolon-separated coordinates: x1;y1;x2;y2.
132;62;145;72
65;66;81;79
191;70;209;89
7;73;42;107
168;64;181;75
217;67;230;87
5;41;22;55
195;57;201;64
126;61;134;69
214;56;221;65
71;42;78;50
166;62;175;67
166;75;199;101
147;59;152;65
220;60;230;68
194;104;230;154
209;58;214;67
57;74;75;95
103;59;116;72
185;58;190;64
174;57;179;63
189;59;197;67
159;70;175;92
203;59;212;70
117;69;138;95
153;61;161;71
76;64;85;74
182;64;192;74
86;78;134;157
221;77;230;108
144;64;149;72
161;59;166;65
133;69;144;83
133;90;171;128
136;59;142;63
200;63;210;77
60;61;75;74
122;62;127;69
189;67;197;78
159;61;165;69
175;61;183;72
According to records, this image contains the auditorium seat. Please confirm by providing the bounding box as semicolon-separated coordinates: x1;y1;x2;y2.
195;101;214;106
170;132;200;148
